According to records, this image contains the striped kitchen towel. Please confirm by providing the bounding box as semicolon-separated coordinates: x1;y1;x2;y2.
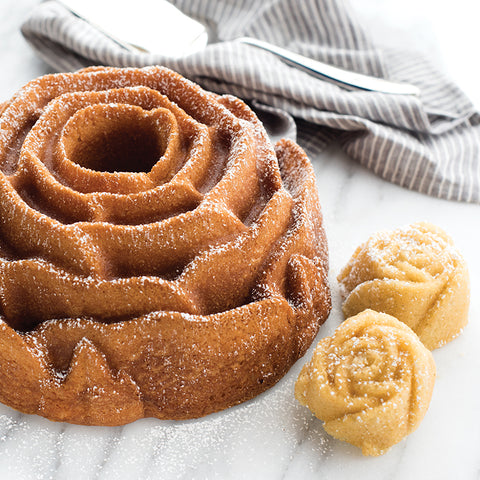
21;0;480;203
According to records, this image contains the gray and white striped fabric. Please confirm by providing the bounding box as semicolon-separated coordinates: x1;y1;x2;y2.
21;0;480;203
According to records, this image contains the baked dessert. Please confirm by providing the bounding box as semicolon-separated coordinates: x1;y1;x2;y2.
295;309;436;456
0;66;331;425
338;222;469;349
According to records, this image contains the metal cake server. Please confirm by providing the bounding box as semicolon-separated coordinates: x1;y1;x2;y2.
235;37;420;95
59;0;420;96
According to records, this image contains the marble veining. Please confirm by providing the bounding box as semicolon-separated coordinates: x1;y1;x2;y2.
0;0;479;479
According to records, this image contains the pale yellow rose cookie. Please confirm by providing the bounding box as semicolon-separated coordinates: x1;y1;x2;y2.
337;222;469;350
295;310;436;456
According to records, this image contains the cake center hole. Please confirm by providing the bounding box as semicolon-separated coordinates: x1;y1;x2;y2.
63;105;168;173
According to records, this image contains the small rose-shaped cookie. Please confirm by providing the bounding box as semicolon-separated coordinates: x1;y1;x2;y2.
338;222;469;349
295;310;436;456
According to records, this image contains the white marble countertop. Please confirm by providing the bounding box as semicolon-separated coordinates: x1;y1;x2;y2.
0;1;478;479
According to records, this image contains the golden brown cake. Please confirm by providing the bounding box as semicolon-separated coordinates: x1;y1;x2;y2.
295;310;436;456
338;222;469;350
0;66;331;425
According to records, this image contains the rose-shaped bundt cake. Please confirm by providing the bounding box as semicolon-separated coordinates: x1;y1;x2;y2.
0;66;331;425
338;222;469;349
295;310;436;456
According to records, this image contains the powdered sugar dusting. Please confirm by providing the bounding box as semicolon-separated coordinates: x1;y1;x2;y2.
0;365;332;479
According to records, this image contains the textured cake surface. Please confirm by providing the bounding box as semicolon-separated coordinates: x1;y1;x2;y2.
295;309;436;456
0;66;331;425
337;222;469;350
